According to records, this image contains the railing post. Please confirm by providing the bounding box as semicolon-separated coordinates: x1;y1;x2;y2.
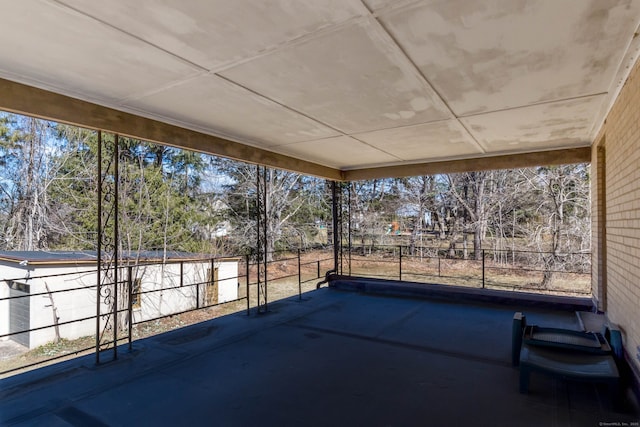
210;257;216;307
127;265;133;351
246;253;250;316
482;249;486;289
298;249;302;300
196;279;200;309
179;261;184;287
399;245;402;281
317;260;320;279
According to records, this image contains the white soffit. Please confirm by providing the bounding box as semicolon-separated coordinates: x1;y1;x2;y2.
273;136;400;169
461;95;606;153
55;0;368;72
125;75;340;148
379;0;640;116
353;120;483;161
0;0;639;173
0;1;201;104
219;17;452;134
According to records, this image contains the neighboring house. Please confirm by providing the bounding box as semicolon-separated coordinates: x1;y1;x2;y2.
0;251;239;349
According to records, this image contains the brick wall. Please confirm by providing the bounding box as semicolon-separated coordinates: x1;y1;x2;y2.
594;55;640;379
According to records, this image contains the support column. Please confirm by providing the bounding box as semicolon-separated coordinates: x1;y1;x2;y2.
96;132;120;363
346;183;352;275
256;165;268;314
331;181;341;274
330;181;352;276
594;143;607;312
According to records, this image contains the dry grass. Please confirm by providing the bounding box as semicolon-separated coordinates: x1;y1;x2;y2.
345;255;590;296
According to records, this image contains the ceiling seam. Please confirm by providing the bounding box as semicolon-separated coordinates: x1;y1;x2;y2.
348;134;406;161
0;78;343;180
43;0;403;167
457;92;609;119
115;103;283;149
205;16;371;75
361;4;487;155
11;1;625;176
267;118;462;147
49;0;209;72
366;0;424;19
212;74;350;137
51;0;376;97
117;73;209;107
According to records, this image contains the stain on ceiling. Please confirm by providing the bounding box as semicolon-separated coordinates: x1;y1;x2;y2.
1;0;639;172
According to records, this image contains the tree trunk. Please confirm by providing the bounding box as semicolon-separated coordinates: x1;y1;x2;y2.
44;282;61;344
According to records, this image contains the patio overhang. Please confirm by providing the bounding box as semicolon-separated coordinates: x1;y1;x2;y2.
0;77;592;180
2;1;639;179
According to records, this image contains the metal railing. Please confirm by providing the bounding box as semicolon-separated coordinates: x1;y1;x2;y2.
0;248;333;376
0;245;588;376
339;244;591;296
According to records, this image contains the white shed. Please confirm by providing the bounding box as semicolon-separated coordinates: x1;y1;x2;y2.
0;251;239;349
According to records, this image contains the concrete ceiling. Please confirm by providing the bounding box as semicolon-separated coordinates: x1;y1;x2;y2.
1;0;639;178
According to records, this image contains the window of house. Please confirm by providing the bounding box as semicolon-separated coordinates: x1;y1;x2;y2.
8;280;30;293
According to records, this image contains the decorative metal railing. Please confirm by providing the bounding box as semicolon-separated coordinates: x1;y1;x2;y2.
0;244;588;377
0;248;333;377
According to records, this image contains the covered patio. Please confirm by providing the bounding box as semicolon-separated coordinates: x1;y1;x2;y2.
1;286;637;426
1;1;640;424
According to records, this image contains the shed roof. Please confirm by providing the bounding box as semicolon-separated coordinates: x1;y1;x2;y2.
0;251;237;266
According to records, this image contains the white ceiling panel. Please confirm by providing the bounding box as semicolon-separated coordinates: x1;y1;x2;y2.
125;75;339;147
0;0;201;104
354;120;482;161
379;0;640;116
220;17;452;134
1;1;638;175
56;0;368;72
274;136;400;169
461;96;605;153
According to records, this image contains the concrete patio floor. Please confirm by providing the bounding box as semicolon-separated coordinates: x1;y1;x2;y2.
0;287;638;426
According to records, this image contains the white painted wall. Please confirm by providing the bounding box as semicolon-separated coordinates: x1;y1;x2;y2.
0;261;98;349
217;261;239;304
0;259;239;349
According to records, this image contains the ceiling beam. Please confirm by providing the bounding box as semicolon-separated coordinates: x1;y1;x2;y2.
0;78;344;181
0;78;592;183
343;147;592;181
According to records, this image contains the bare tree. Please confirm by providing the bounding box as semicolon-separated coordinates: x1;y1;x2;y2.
447;172;491;260
520;165;590;287
219;162;318;260
398;176;439;255
349;179;397;255
44;281;61;344
0;115;60;250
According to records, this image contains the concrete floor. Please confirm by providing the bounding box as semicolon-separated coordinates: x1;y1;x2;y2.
0;287;638;426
